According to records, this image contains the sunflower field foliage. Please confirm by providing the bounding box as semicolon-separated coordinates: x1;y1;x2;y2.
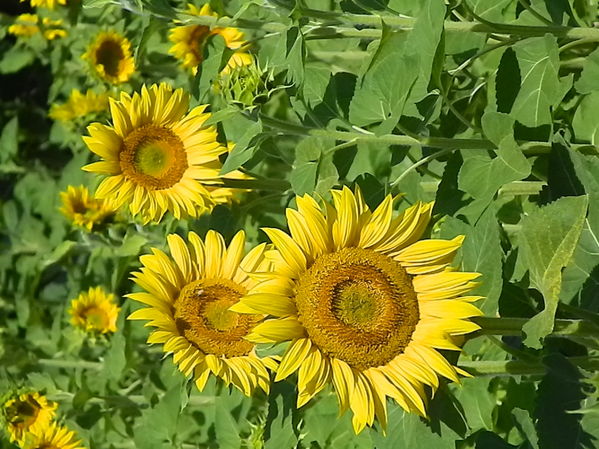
2;0;599;448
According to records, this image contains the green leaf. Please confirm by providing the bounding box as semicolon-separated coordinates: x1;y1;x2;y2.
511;35;571;127
519;195;588;348
573;91;599;144
513;408;540;449
452;378;495;431
0;117;18;162
214;399;243;449
220;119;263;174
264;383;299;449
0;46;36;73
470;0;513;21
575;47;599;94
134;384;183;448
458;112;531;203
440;206;503;315
349;28;419;130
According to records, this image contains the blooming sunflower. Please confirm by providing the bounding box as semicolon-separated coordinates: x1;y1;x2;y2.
8;14;66;40
69;286;120;334
169;3;251;75
233;187;482;433
83;31;135;84
2;392;57;443
82;83;228;223
50;90;110;123
59;185;116;231
128;230;276;396
21;0;66;9
21;423;84;449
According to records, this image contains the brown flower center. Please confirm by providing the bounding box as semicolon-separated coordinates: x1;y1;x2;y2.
95;39;124;77
119;124;188;190
295;247;419;370
174;279;257;357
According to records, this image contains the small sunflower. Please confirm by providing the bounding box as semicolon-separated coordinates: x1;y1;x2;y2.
59;185;116;231
2;392;57;443
169;3;251;75
234;187;482;433
8;14;66;40
83;31;135;84
21;0;66;9
21;423;84;449
82;83;228;223
128;230;276;396
50;90;110;123
69;287;120;334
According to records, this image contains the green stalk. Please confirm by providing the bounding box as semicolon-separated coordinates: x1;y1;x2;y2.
473;316;599;339
217;177;291;192
458;357;599;376
182;10;599;40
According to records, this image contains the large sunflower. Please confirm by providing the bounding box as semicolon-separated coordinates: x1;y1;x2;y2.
128;230;276;395
169;3;250;75
234;187;482;433
69;286;120;334
82;83;228;223
83;31;135;84
2;392;57;443
22;423;84;449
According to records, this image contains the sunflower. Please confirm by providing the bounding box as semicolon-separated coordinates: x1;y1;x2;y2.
8;14;66;40
50;90;110;123
82;83;228;223
21;0;66;9
233;187;482;433
59;185;116;231
21;423;84;449
83;31;135;84
169;3;251;75
128;230;276;396
2;392;57;443
69;286;120;334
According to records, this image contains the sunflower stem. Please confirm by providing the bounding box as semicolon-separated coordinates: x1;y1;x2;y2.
259;115;597;154
458;356;599;376
217;177;291;192
38;358;103;370
473;316;599;339
182;9;599;40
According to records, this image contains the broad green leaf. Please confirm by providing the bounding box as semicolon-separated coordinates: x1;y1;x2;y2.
440;206;503;315
470;0;513;21
452;378;495;431
519;195;588;347
458;112;531;202
220;119;263;174
0;117;18;162
349;28;419;130
511;35;571;127
214;399;243;449
264;383;299;449
572;91;599;144
513;408;540;449
371;404;458;449
535;355;589;449
0;46;36;73
575;47;599;94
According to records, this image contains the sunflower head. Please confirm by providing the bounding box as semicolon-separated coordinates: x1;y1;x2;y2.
2;392;57;443
21;423;84;449
168;3;249;75
82;83;228;223
59;185;116;231
69;286;120;334
83;31;135;84
50;90;110;123
8;14;40;37
128;230;277;396
234;187;482;433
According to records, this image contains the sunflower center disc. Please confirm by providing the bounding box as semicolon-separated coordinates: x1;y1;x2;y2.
295;247;419;370
95;39;124;77
7;397;40;429
120;124;188;190
174;279;257;357
189;25;212;61
81;306;109;330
